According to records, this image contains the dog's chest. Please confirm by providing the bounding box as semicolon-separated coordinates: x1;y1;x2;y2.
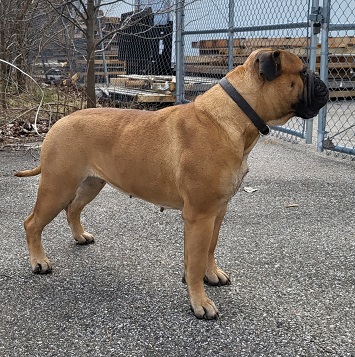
232;159;249;195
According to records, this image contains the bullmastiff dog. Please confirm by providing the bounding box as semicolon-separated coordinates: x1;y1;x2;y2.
16;49;328;319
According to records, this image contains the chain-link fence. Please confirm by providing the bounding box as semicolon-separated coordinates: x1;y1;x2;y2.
177;0;311;143
1;0;353;155
320;0;355;156
94;2;176;111
175;0;355;157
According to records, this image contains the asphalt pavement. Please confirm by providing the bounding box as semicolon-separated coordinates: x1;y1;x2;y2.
0;138;354;356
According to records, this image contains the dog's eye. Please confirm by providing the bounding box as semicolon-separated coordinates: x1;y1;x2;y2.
291;81;295;88
300;68;308;77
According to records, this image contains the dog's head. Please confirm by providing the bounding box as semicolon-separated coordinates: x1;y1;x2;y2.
291;68;329;119
242;49;329;123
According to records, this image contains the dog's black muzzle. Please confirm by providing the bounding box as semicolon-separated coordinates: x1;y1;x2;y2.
293;71;329;119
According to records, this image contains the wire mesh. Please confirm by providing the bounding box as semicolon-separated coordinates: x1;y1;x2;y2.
96;1;176;110
1;0;354;155
180;0;355;155
322;0;355;157
182;0;312;142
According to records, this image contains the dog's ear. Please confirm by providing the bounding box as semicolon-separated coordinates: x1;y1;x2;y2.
256;50;281;81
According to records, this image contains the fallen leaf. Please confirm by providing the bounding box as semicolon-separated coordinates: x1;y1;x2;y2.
243;187;258;193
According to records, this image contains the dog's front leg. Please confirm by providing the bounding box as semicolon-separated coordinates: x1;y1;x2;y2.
183;209;219;319
205;206;231;286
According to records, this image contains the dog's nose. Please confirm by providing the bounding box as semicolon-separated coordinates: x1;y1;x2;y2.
293;75;329;119
314;76;329;105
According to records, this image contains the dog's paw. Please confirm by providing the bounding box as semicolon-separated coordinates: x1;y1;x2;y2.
31;257;52;274
190;297;219;320
204;268;231;286
75;231;95;245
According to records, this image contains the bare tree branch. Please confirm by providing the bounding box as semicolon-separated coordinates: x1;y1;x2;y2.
95;0;124;9
76;0;90;20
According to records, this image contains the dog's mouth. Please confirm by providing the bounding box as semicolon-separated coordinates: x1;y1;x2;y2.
293;71;329;119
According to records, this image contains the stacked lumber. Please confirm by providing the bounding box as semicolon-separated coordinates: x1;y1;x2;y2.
77;52;127;83
188;36;355;98
94;51;127;79
110;74;176;92
191;37;311;56
191;36;354;57
103;74;176;104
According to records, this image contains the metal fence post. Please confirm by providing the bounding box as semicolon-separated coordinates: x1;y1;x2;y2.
228;0;235;71
306;0;320;144
97;15;109;86
317;0;331;152
175;0;185;104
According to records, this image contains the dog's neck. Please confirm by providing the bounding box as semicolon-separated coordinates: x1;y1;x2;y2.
219;77;270;136
194;85;261;152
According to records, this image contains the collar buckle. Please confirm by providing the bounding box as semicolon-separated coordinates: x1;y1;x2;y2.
259;125;270;136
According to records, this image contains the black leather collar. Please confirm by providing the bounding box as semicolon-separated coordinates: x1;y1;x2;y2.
219;77;270;136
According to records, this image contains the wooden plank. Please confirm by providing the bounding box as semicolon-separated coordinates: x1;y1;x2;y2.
113;74;174;82
240;37;310;48
79;59;125;65
198;39;228;49
184;76;219;85
95;71;126;76
194;37;309;50
95;59;126;66
196;38;243;49
193;36;355;50
316;63;355;70
101;74;177;103
109;74;219;96
110;74;176;92
199;46;354;58
198;47;249;56
185;57;354;72
136;93;176;103
184;81;215;92
185;64;228;76
328;54;354;63
185;55;228;65
328;36;355;48
329;90;355;98
110;77;127;86
292;48;355;58
328;80;355;90
103;86;176;103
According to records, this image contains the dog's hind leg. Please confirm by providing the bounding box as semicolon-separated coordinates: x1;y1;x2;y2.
65;177;106;245
25;180;79;274
204;206;231;286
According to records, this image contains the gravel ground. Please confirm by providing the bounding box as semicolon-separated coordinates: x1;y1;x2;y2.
0;138;354;357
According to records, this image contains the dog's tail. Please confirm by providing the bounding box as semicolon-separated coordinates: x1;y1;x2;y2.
15;165;41;177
